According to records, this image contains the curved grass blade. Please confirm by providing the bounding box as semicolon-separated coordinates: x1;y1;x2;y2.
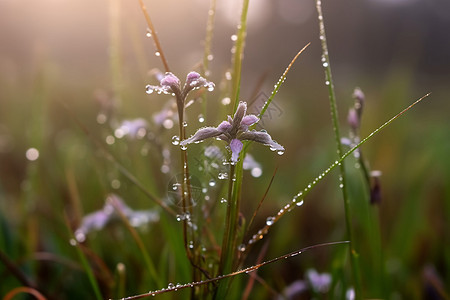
120;241;349;299
3;287;47;300
246;93;431;246
257;43;310;121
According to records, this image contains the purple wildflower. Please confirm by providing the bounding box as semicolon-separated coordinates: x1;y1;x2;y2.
115;118;148;139
181;101;284;163
146;71;214;101
306;269;332;293
74;194;159;243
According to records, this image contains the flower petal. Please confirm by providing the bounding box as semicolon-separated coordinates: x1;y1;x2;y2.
230;102;247;134
241;114;259;126
184;71;215;93
181;127;222;145
239;130;285;151
160;72;181;89
229;139;243;162
217;121;232;132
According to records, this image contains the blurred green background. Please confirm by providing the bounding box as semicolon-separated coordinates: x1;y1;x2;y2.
1;0;449;299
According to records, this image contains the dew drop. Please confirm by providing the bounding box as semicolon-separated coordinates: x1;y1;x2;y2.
69;239;77;246
111;179;121;189
96;113;107;124
325;80;330;86
75;231;86;243
238;244;246;252
266;216;275;226
25;148;39;161
277;150;285;155
167;283;175;289
322;62;329;68
182;121;188;127
198;114;205;123
231;34;238;41
180;144;187;150
208;179;216;187
251;167;262;178
106;135;115;145
218;172;228;180
163;119;174;129
296;200;304;207
220;198;227;203
161;165;170;174
171;136;180;145
207;54;214;61
207;84;215;92
145;85;154;94
221;97;231;105
155;51;161;57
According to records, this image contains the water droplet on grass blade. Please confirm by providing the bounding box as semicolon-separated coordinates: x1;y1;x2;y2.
266;216;275;226
238;244;246;252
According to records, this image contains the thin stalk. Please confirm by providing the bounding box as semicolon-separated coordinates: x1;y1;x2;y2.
315;1;362;297
137;0;170;72
218;164;236;275
231;0;250;112
215;161;240;298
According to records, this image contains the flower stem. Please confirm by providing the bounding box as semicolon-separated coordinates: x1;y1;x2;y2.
315;0;362;297
216;158;243;298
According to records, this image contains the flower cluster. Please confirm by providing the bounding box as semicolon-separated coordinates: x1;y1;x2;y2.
146;71;214;102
